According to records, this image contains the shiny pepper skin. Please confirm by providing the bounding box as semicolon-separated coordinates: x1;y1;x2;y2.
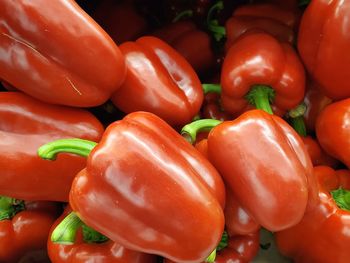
0;0;126;107
207;109;317;232
69;112;225;263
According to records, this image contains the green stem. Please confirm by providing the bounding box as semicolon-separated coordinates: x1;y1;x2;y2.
81;224;109;244
205;231;229;262
331;188;350;211
216;231;228;251
51;212;83;244
207;1;226;41
38;138;97;160
172;9;193;22
181;119;222;144
205;249;216;262
0;196;25;220
244;85;275;114
202;84;222;94
288;103;307;137
290;116;307;137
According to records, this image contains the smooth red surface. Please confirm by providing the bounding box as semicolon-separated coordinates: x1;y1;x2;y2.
303;81;332;133
0;0;125;107
164;231;260;263
221;33;305;116
48;209;157;263
316;99;350;169
276;166;350;263
208;110;316;231
298;0;350;100
0;201;60;263
111;36;203;127
0;92;104;201
69;112;225;262
302;136;339;168
194;138;259;236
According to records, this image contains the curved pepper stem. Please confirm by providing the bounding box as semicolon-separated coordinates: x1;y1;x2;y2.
51;212;83;244
202;84;222;94
205;250;216;262
331;188;350;212
245;85;275;114
207;1;226;41
38;138;97;160
205;231;229;262
51;212;108;244
288;103;307;137
181;119;222;144
172;9;193;22
0;196;25;220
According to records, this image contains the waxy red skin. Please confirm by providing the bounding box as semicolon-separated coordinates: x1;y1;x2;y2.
164;231;260;263
208;110;317;231
303;81;332;133
316;99;350;169
221;33;305;116
0;201;60;263
298;0;350;100
69;112;225;263
302;136;339;169
276;166;350;263
111;36;203;127
194;138;260;236
48;209;157;263
0;0;125;107
0;92;104;201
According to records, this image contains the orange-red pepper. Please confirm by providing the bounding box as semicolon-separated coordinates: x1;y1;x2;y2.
276;166;350;263
0;199;60;263
0;92;103;201
298;0;350;100
38;111;225;263
111;36;203;127
316;99;350;169
0;0;125;107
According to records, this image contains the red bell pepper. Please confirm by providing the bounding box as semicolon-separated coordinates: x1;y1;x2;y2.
276;166;350;263
0;92;104;201
233;3;299;29
224;16;294;50
92;0;148;44
221;32;305;115
164;231;260;263
48;208;157;263
0;198;60;263
201;84;232;121
193;136;260;236
207;1;297;47
111;36;204;127
298;0;350;100
316;99;350;169
38;111;225;263
0;0;125;107
302;136;339;169
182;109;317;232
153;21;216;74
303;81;332;133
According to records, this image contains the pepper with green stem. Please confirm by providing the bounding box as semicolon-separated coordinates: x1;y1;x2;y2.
182;109;317;232
221;32;305;116
0;198;60;263
38;111;225;263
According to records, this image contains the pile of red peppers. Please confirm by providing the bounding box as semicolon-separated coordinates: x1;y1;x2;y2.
1;0;350;262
